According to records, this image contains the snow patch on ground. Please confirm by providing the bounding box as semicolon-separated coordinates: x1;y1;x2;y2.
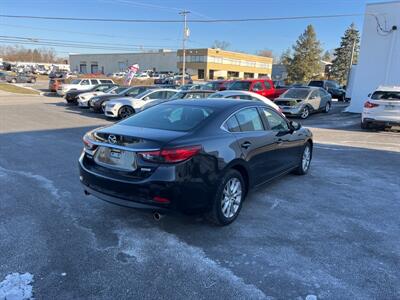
115;227;266;299
0;166;61;199
0;273;34;300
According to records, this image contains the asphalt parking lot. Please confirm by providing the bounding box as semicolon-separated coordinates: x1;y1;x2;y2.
1;92;399;299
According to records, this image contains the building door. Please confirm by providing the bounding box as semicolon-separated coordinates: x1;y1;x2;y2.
198;69;205;79
209;70;214;80
91;63;98;73
79;63;87;73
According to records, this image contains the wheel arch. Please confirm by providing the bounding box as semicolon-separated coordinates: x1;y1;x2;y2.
224;161;250;196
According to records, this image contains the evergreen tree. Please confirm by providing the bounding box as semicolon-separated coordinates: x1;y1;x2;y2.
286;25;322;83
322;50;332;62
331;23;360;85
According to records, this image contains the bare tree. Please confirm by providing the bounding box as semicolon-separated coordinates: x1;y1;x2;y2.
211;40;230;50
256;49;273;58
0;45;66;63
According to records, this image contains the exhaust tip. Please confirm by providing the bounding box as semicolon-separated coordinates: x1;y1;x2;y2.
153;212;164;221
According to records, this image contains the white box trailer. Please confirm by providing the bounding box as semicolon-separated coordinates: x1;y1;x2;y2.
347;1;400;113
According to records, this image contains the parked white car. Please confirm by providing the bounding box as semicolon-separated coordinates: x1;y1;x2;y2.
136;73;151;80
57;78;114;96
209;90;281;112
77;85;119;108
104;88;178;119
361;85;400;129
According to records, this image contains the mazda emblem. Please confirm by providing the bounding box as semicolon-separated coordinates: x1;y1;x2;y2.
108;135;117;144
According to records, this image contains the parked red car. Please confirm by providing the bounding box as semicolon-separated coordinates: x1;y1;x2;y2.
228;79;287;100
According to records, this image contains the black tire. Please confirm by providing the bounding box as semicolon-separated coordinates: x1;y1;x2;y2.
118;106;135;119
361;121;370;129
323;102;331;113
206;169;245;226
300;106;310;119
293;142;312;175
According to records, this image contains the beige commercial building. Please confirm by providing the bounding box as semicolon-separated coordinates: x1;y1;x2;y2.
177;48;273;80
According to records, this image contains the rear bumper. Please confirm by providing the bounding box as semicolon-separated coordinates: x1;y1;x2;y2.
79;152;214;213
362;117;400;127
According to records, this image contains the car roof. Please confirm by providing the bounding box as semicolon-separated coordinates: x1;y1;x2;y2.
376;85;400;92
179;89;215;93
165;98;264;109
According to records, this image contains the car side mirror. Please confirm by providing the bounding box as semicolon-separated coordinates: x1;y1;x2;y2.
289;121;301;132
368;93;371;97
143;96;150;100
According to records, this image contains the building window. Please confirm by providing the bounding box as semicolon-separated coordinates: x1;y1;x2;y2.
244;72;254;79
79;63;87;73
118;61;127;71
209;70;214;80
198;69;205;79
91;63;99;73
227;71;239;78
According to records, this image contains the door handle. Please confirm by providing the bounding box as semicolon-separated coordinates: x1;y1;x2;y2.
241;141;252;149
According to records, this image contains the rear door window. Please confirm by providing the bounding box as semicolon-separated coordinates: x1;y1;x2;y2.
90;79;98;85
100;79;113;83
234;108;264;131
252;82;264;92
224;116;241;132
264;81;272;89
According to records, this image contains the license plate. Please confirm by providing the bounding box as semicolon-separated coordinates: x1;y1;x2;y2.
94;147;136;171
110;150;121;159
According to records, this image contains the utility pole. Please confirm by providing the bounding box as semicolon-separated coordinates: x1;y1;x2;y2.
179;10;190;86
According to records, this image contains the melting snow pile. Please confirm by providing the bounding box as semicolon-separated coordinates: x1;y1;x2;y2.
0;273;34;300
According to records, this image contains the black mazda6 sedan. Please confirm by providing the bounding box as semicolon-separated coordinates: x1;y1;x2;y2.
79;99;313;225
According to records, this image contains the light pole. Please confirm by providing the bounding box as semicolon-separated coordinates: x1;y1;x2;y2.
179;10;190;86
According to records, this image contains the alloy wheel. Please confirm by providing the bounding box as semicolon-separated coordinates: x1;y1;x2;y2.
301;107;309;119
119;106;133;119
302;145;311;172
221;178;242;218
325;102;331;113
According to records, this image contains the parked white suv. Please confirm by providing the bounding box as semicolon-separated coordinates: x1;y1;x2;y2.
57;78;114;96
104;88;177;119
361;86;400;129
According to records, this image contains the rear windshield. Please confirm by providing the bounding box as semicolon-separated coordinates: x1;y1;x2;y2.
281;88;310;99
308;81;324;87
371;91;400;101
229;81;251;90
120;104;214;131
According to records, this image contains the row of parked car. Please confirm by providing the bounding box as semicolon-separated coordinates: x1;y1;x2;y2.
56;77;337;120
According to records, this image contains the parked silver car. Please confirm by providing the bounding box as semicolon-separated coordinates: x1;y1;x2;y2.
274;87;332;119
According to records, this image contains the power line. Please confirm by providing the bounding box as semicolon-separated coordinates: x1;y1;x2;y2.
0;35;178;49
0;23;203;45
0;13;364;23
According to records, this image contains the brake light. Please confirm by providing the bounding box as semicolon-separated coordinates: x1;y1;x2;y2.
364;101;379;108
153;196;170;203
139;145;201;163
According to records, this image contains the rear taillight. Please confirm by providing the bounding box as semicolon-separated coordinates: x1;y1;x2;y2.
138;145;201;163
364;101;379;108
